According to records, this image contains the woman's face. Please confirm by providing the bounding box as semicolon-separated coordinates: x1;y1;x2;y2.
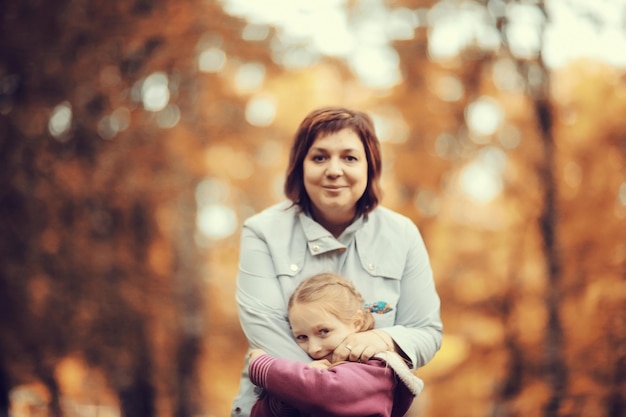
290;301;359;361
303;128;368;227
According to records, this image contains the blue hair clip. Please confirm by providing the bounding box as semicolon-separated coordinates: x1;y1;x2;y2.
365;301;393;314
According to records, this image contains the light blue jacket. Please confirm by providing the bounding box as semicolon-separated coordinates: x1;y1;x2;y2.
231;201;443;416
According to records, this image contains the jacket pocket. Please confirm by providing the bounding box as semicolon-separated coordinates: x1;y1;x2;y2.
357;246;405;280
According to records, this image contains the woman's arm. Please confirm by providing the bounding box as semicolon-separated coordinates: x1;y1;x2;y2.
332;218;443;368
237;226;310;362
384;220;443;368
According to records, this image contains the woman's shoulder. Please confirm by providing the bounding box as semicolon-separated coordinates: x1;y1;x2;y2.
367;206;418;231
243;200;298;230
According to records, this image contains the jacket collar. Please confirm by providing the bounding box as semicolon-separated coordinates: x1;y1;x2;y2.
297;211;365;255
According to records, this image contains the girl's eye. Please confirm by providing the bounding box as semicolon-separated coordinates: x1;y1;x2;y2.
295;335;307;342
319;329;330;336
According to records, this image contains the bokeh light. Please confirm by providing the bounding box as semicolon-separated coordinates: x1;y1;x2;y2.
155;104;180;129
414;188;441;217
195;178;238;242
386;7;418;40
459;146;507;203
242;23;270;41
431;75;465;102
465;96;504;140
49;101;72;140
141;72;170;112
497;124;522;149
245;94;276;126
492;58;526;93
434;133;461;159
196;204;238;241
235;62;266;93
196;177;230;206
198;47;227;73
349;46;401;89
505;3;544;59
97;107;131;140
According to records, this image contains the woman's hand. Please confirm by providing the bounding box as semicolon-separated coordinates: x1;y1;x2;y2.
331;330;394;363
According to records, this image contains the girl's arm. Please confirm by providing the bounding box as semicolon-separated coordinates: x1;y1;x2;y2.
249;354;396;417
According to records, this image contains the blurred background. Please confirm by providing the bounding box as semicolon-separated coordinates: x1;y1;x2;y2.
1;0;625;416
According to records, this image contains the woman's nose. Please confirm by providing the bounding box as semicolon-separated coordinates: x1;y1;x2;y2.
325;159;342;177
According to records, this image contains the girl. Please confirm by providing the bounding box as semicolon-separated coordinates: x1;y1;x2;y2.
247;273;424;417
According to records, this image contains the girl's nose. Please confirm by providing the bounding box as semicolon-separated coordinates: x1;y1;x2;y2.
307;341;323;357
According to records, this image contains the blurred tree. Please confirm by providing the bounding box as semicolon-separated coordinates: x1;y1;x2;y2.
382;1;626;417
0;0;277;416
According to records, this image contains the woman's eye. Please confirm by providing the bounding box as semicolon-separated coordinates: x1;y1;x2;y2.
312;155;326;162
345;155;357;162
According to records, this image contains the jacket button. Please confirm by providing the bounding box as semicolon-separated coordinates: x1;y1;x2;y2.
368;263;375;270
312;245;320;252
290;264;298;272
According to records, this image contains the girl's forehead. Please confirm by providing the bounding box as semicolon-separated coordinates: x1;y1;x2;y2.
289;302;336;323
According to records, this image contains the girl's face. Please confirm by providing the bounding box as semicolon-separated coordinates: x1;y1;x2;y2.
303;128;368;229
289;302;360;361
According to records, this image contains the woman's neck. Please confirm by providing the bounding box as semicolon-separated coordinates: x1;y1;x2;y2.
324;222;351;238
310;207;356;238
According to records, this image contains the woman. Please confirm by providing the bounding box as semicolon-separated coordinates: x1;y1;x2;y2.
248;272;424;417
231;107;442;417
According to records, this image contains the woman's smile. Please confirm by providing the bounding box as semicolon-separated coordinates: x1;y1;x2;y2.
322;185;347;192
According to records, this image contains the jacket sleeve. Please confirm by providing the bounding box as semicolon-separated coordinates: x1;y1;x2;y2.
249;355;395;417
379;216;443;369
236;224;311;363
386;220;443;368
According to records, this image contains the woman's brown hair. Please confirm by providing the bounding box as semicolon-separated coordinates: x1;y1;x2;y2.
288;272;375;332
284;107;383;217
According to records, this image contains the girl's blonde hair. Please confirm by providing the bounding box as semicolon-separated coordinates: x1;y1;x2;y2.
288;272;375;332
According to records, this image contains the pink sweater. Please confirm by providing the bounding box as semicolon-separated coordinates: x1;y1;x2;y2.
249;352;423;417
